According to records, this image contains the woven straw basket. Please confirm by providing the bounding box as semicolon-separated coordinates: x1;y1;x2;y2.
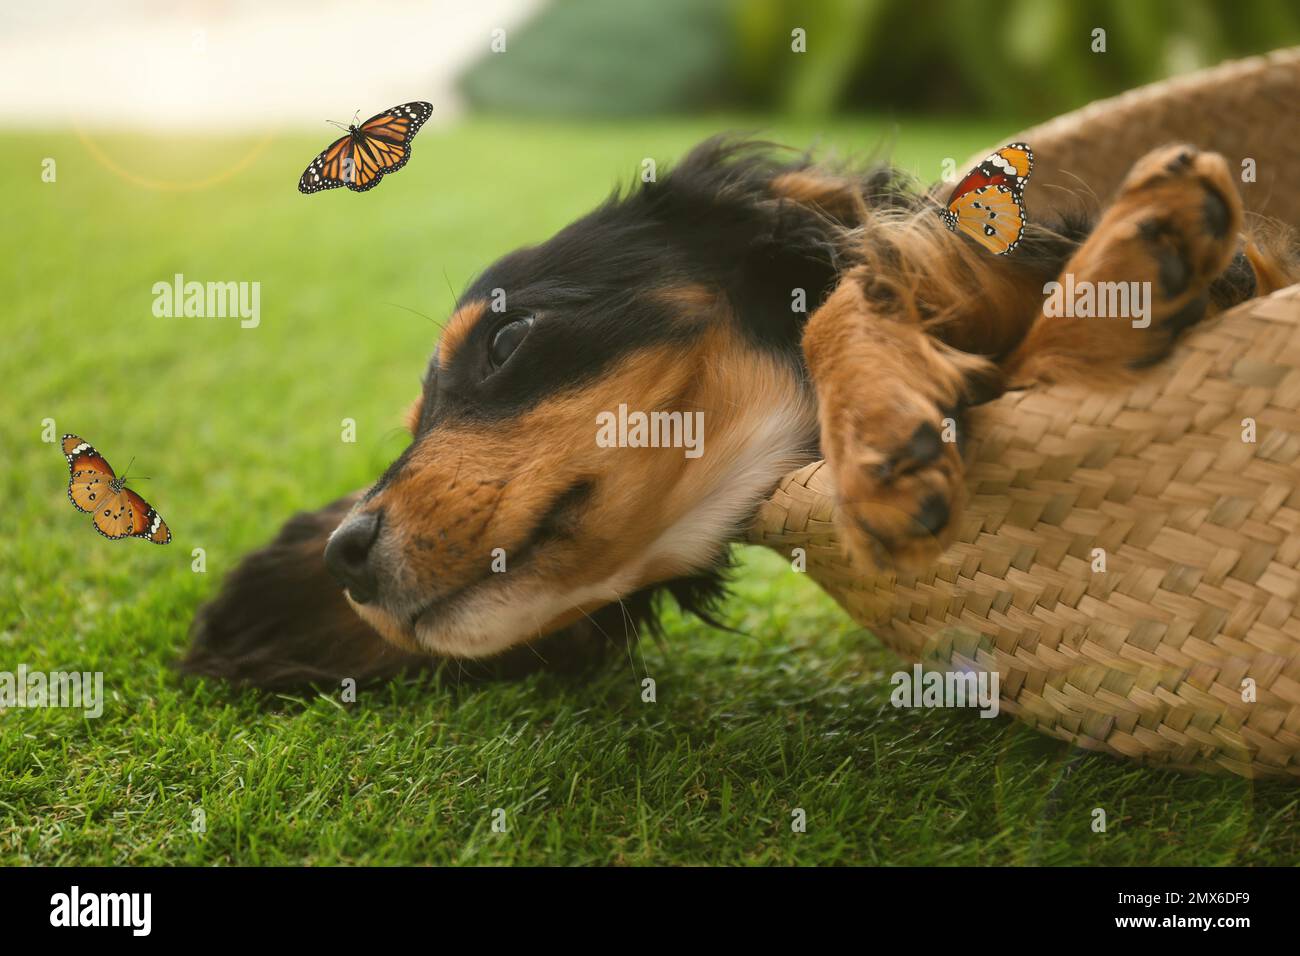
747;49;1300;779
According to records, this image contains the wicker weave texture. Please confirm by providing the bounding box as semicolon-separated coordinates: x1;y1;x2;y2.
750;286;1300;778
747;51;1300;778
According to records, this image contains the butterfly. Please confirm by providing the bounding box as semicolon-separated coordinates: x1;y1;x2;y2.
940;143;1034;255
62;435;171;544
298;101;433;194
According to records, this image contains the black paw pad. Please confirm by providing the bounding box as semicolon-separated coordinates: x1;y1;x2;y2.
1159;249;1190;298
1165;148;1196;174
1202;188;1230;239
1138;220;1187;297
900;421;944;467
913;493;950;536
1141;227;1190;298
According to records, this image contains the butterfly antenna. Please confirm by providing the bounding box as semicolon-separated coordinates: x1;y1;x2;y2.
119;456;137;482
326;119;348;131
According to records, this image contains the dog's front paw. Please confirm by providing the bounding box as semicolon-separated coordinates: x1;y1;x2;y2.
817;350;999;573
803;275;1003;573
826;403;960;571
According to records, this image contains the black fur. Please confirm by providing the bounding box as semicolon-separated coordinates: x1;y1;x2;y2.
421;139;894;424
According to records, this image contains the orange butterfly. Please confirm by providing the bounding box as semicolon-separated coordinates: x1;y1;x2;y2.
62;435;171;544
941;143;1033;255
298;101;433;194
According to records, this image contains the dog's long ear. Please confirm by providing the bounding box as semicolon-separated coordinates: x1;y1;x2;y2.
180;493;428;688
181;494;624;689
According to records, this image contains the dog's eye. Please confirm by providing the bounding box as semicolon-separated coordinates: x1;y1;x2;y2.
489;315;533;369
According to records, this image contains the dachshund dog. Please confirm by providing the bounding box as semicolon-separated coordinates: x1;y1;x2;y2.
183;138;1296;687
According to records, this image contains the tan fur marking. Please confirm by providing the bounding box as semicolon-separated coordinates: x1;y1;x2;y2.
770;170;869;225
352;319;815;657
403;396;422;435
437;301;488;369
652;283;729;322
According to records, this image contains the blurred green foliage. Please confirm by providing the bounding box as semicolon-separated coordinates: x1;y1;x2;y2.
459;0;740;117
459;0;1300;120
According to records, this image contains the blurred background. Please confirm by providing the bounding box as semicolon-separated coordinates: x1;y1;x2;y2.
2;0;1296;130
458;0;1300;120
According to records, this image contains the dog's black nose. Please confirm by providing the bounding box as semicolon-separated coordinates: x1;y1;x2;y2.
324;510;382;604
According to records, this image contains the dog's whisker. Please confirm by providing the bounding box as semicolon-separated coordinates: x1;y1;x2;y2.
614;598;640;681
521;636;549;665
561;598;633;677
440;266;460;309
618;598;651;678
382;300;444;329
1046;172;1103;212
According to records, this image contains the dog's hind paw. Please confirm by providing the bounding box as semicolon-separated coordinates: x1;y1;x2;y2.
1006;144;1246;387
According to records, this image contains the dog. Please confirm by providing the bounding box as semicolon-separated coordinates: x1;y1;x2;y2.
182;137;1297;687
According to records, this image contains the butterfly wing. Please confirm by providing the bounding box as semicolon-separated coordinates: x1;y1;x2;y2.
944;184;1026;256
299;102;432;193
91;487;136;539
299;134;356;194
123;488;171;544
62;434;171;543
88;486;170;543
344;101;433;192
359;101;432;145
346;134;401;192
63;434;117;513
947;142;1034;202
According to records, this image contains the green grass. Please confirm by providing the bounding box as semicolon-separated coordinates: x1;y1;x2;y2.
2;118;1296;865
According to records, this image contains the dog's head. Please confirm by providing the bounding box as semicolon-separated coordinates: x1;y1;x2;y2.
323;139;884;658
